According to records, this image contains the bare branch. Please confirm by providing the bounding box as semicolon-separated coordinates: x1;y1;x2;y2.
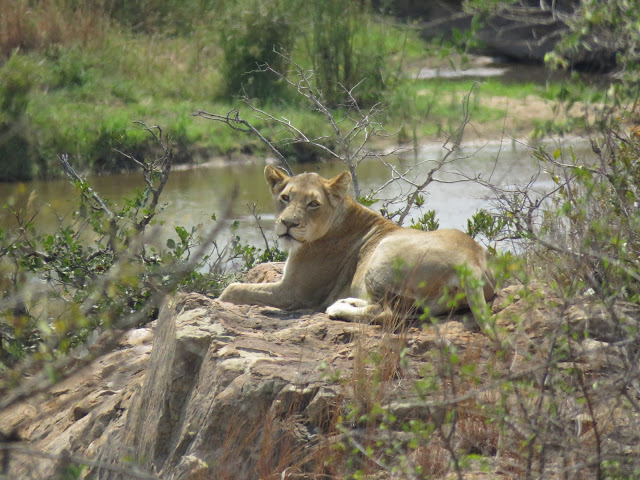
59;154;118;253
193;108;293;176
247;202;271;253
115;122;173;233
0;444;156;480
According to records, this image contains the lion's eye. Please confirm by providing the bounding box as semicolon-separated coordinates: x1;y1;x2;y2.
281;194;290;203
308;200;320;209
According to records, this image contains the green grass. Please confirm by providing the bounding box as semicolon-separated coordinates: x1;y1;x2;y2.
0;3;612;180
386;78;533;137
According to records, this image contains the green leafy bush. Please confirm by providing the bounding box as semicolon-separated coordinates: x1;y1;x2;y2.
0;53;40;180
217;0;396;107
410;210;440;231
219;0;297;100
0;125;278;368
539;132;640;303
306;0;391;107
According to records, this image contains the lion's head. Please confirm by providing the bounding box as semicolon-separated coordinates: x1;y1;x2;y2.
264;165;352;250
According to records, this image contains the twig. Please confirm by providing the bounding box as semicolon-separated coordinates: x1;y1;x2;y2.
114;123;173;233
193;109;293;176
59;154;118;253
0;444;156;479
247;202;271;253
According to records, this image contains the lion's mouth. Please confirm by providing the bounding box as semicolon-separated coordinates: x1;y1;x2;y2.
279;233;298;241
278;233;301;245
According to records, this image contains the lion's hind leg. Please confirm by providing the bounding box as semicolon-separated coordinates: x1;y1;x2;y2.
326;297;416;330
326;298;385;323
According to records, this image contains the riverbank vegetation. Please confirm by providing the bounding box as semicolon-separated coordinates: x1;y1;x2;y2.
0;0;617;181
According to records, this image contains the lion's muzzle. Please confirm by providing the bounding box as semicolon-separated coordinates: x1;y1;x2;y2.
276;216;302;246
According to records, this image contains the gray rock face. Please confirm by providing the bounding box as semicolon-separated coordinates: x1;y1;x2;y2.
94;293;363;479
0;326;154;479
392;0;569;63
397;0;617;71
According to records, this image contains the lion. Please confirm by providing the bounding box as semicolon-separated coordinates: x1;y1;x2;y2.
219;165;495;329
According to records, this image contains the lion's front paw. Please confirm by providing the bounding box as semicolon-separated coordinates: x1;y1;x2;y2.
326;297;369;319
218;283;244;304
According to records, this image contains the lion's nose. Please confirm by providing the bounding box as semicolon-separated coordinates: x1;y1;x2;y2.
281;218;300;230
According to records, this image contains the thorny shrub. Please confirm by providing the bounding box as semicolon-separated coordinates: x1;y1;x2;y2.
321;115;640;478
498;119;640;306
0;124;284;369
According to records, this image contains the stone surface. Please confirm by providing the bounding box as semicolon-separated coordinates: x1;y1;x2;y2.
1;264;639;479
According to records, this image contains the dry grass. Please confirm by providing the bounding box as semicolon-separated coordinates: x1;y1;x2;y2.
0;0;108;58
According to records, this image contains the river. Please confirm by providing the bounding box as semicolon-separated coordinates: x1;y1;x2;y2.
0;138;588;252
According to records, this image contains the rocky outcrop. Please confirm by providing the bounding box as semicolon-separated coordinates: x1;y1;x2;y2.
1;265;640;479
392;0;618;71
94;293;367;479
0;326;154;479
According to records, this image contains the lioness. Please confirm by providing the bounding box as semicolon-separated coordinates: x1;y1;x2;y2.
219;166;494;326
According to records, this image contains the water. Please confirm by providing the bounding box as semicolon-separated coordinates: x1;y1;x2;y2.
0;139;587;250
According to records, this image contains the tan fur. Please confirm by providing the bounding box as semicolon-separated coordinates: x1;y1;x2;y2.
219;166;495;327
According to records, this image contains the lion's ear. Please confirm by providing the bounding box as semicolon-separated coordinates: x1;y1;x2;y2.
327;171;352;198
264;165;289;194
